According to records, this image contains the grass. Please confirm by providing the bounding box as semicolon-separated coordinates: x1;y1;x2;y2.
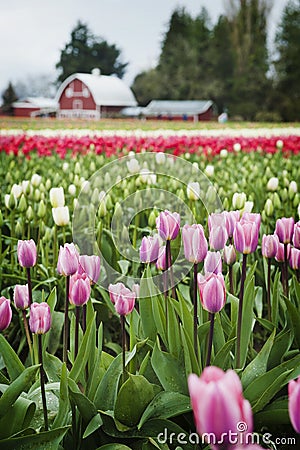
0;116;300;131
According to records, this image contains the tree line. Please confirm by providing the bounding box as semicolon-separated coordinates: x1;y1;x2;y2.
2;0;299;121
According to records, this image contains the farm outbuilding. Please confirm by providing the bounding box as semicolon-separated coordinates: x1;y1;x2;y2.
56;69;137;119
142;100;215;122
12;97;58;117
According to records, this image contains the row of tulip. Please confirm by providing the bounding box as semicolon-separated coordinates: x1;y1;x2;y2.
1;133;300;158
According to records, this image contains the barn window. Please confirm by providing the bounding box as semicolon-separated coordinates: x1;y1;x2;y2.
73;99;83;109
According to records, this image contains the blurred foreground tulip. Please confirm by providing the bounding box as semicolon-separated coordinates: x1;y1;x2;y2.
288;378;300;434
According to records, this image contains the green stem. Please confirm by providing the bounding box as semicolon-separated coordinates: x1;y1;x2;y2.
236;253;247;369
38;334;48;431
193;263;198;362
206;313;215;367
22;310;33;365
63;275;70;364
132;214;139;249
267;258;271;321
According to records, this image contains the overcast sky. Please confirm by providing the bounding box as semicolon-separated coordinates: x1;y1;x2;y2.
0;0;288;97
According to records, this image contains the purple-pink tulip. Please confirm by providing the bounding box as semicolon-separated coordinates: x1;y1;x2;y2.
156;210;180;241
182;224;208;264
188;366;253;448
223;245;236;266
275;243;291;262
57;243;79;276
293;221;300;249
209;226;228;251
225;210;240;238
69;273;91;306
78;255;101;284
204;251;222;274
0;297;12;331
275;217;295;244
208;213;226;232
139;235;160;263
29;302;51;334
240;212;261;228
288;378;300;433
197;272;226;313
289;247;300;270
17;239;37;268
156;245;167;270
233;221;259;254
14;284;30;310
262;234;279;259
109;282;136;316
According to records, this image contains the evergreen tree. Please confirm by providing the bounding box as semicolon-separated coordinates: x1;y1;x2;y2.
1;82;18;115
56;21;127;83
275;0;300;121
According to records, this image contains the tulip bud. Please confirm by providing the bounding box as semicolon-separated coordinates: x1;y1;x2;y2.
273;192;281;209
29;302;51;334
232;192;246;210
14;284;30;309
156;245;167;270
290;247;300;270
109;283;136;316
105;194;113;210
57;243;79;276
289;181;297;199
223;245;236;265
148;209;157;228
17;239;37;267
50;187;65;208
5;193;17;210
52;206;70;227
68;184;76;196
293;221;300;249
69;273;91;306
15;220;23;238
0;297;12;331
233;142;241;152
37;200;46;219
204;164;214;177
11;184;23;199
267;177;279;192
187;182;200;201
98;199;107;218
127;158;140;174
18;194;27;212
209;226;228;251
74;161;81;175
45;179;51;190
264;198;274;217
197;272;226;313
276;139;284;149
281;188;288;202
293;194;299;208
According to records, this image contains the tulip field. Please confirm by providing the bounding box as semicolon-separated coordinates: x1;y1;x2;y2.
0;121;300;450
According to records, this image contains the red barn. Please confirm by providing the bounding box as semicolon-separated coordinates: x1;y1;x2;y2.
143;100;215;122
12;97;58;117
56;69;137;119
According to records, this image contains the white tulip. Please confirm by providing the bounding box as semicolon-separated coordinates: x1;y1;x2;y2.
52;206;70;226
232;192;246;209
11;184;23;199
155;152;166;165
31;173;42;187
289;181;297;194
276;139;283;149
68;184;76;196
243;201;254;213
267;177;279;191
220;149;228;158
204;165;214;177
233;143;241;152
127;158;140;174
187;182;200;200
49;187;65;207
62;162;69;172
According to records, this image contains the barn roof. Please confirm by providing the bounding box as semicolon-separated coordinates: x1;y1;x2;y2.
144;100;213;116
56;72;137;107
12;97;58;109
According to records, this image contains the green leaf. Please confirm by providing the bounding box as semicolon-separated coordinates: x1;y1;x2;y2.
268;328;293;369
0;365;39;419
0;426;69;450
0;334;24;381
0;395;36;440
138;391;191;429
284;297;300;347
68;377;97;423
238;274;255;368
83;413;103;439
180;325;200;376
139;266;160;341
53;363;69;429
87;323;103;401
151;342;187;395
255;398;290;427
69;313;96;382
114;374;155;427
241;329;276;388
212;337;236;370
96;445;132;450
167;298;181;357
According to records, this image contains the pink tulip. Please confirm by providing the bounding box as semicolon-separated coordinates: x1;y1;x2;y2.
69;273;91;306
275;242;291;262
262;234;279;259
156;210;180;241
223;244;236;266
275;217;295;244
288;378;300;433
204;251;222;274
132;284;140;298
188;366;253;448
139;235;160;263
209;226;228;251
156;245;167;270
14;284;30;310
197;272;226;313
29;302;51;334
57;243;79;276
109;282;135;316
233;221;259;254
208;213;226;232
233;446;264;450
225;211;240;238
293;221;300;249
17;239;37;268
0;297;12;331
78;255;101;284
182;224;208;264
240;212;261;228
290;247;300;270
